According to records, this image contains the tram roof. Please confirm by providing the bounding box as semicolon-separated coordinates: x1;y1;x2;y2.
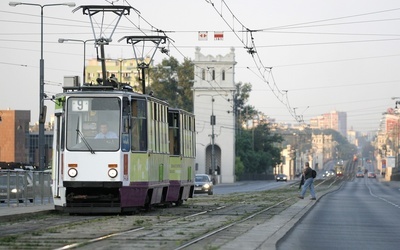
60;85;170;105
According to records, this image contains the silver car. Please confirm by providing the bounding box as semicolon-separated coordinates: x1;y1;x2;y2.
194;174;214;195
0;173;34;203
276;174;288;182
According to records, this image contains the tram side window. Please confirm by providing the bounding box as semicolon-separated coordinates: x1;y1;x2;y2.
122;97;130;134
131;99;147;151
168;112;180;156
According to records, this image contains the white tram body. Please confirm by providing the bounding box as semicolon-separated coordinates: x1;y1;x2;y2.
51;86;195;213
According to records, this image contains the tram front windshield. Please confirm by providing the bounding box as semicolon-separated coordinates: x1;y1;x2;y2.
66;97;121;151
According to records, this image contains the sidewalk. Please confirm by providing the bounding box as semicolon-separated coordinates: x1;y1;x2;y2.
0;203;54;222
377;175;400;189
220;198;316;250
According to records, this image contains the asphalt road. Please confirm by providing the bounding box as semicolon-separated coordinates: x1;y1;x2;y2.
277;176;400;250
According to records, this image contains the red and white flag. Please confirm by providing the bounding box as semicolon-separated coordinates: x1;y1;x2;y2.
198;31;208;41
214;31;224;40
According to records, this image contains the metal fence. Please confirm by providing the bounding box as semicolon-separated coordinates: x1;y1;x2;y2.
0;170;53;207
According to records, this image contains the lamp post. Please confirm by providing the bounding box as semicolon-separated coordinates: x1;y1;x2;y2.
9;2;76;170
58;38;95;84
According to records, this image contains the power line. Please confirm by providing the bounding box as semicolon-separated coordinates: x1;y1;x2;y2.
258;7;400;31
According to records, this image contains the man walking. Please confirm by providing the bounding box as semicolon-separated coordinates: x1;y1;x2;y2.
299;162;316;200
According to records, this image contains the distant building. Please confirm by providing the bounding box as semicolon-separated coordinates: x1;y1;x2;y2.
310;110;347;137
28;131;53;168
310;115;324;129
0;109;53;167
85;57;151;88
382;114;399;134
312;133;334;166
0;110;30;163
347;129;357;146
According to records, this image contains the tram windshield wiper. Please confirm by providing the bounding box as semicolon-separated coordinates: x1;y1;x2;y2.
76;128;95;154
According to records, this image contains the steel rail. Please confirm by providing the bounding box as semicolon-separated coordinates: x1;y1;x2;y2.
174;197;292;250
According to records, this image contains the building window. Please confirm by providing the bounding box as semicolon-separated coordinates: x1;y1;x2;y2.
222;70;225;81
201;69;206;80
212;69;215;80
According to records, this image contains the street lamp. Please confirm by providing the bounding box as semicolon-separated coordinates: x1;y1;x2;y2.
58;38;95;84
9;1;76;170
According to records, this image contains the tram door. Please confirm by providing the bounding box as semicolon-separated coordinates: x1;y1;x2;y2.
52;112;63;198
121;97;131;183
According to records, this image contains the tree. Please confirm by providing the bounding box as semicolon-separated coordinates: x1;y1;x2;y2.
233;81;283;175
236;123;283;174
147;57;194;112
235;157;245;179
234;82;254;126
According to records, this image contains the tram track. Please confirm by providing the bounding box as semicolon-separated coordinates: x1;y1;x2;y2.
174;198;292;250
55;204;229;250
56;201;280;250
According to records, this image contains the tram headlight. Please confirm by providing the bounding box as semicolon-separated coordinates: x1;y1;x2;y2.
68;168;78;178
108;168;118;178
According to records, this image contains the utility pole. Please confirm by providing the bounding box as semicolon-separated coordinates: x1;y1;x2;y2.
197;94;218;184
211;97;216;184
10;1;76;170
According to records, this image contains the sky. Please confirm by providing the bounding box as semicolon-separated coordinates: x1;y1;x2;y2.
1;0;400;134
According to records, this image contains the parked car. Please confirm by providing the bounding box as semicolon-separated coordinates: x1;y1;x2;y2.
194;174;213;195
356;171;364;178
0;172;34;203
367;172;376;178
275;174;287;182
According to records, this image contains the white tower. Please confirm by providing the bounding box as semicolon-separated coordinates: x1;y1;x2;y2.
193;47;236;183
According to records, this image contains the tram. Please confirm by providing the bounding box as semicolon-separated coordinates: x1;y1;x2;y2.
334;162;344;177
51;85;196;213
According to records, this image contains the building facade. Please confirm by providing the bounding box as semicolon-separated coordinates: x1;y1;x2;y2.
0;110;54;168
312;133;334;168
84;58;150;89
28;131;54;168
375;108;400;177
310;110;347;137
0;110;30;163
193;47;236;183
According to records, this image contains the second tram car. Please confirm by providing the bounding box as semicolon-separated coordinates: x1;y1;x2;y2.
166;108;196;205
51;86;196;213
